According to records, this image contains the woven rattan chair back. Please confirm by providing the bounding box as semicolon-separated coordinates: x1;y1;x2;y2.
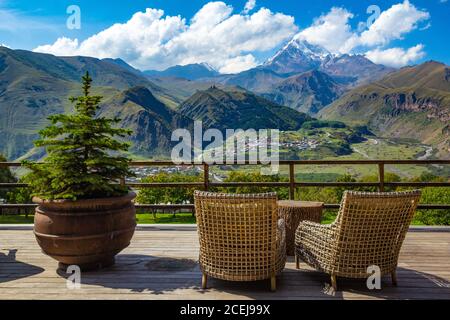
332;190;421;276
194;191;281;282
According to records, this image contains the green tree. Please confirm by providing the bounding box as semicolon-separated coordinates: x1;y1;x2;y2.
413;187;450;225
136;172;202;204
0;154;17;201
360;172;401;192
298;187;338;204
332;172;401;200
334;174;357;201
23;72;133;200
410;172;446;183
219;171;289;199
7;185;33;204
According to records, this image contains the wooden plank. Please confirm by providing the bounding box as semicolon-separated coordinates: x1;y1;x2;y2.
1;229;450;300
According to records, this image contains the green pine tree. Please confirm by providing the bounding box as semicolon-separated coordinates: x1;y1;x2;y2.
23;72;133;200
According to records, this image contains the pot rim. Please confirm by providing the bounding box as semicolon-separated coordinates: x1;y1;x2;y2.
32;191;137;206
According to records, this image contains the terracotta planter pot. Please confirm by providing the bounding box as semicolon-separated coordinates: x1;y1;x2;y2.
33;192;136;271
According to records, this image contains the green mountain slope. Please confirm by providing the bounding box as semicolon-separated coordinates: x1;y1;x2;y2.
0;47;181;159
144;63;219;80
262;70;345;115
213;68;287;93
179;87;312;131
319;61;450;158
320;54;395;85
2;48;160;91
147;77;227;107
99;87;193;156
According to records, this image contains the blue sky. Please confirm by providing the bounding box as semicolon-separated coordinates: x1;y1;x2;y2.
0;0;448;72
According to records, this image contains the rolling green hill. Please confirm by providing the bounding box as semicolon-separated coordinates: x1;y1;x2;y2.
262;70;345;115
1;46;449;162
0;47;170;93
0;47;181;159
99;87;193;157
319;61;450;158
179;87;312;131
147;77;227;108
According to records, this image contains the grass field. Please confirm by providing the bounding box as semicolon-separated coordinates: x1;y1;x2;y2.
209;137;435;181
0;213;197;225
290;138;431;179
136;213;196;224
0;215;34;224
0;212;429;225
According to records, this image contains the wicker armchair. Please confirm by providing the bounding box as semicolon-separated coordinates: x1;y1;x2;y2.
295;190;421;290
194;191;286;291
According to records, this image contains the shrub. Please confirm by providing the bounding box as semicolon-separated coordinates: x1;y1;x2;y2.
0;154;16;201
136;172;202;204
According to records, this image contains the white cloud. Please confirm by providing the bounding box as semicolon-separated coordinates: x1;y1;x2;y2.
243;0;256;14
218;54;257;73
420;22;431;31
34;37;79;56
365;44;426;67
358;0;430;47
31;0;431;71
296;7;356;54
296;0;430;56
34;1;297;73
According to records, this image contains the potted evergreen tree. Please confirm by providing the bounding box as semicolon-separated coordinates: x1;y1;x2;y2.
24;72;136;271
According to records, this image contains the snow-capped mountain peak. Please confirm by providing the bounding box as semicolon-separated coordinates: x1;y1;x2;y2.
264;38;332;74
200;62;218;72
287;38;331;60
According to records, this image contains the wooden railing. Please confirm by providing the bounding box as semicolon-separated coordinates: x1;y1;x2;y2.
1;159;449;213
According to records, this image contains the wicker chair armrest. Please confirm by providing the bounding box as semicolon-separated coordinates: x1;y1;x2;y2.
277;218;286;251
275;218;287;273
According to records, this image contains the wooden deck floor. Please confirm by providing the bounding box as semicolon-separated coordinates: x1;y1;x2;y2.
1;225;450;300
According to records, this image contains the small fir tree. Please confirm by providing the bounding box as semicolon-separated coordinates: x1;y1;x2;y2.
23;72;133;200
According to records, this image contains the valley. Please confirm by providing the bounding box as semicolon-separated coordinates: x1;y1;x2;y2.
0;36;448;169
122;129;439;184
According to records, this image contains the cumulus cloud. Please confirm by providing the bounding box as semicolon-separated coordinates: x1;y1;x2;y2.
34;1;297;73
365;44;426;68
243;0;256;14
294;0;430;66
357;0;430;47
296;7;356;54
34;37;79;56
32;0;431;71
219;54;258;73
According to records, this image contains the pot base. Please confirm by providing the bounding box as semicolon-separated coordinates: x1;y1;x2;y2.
33;192;136;273
58;256;115;272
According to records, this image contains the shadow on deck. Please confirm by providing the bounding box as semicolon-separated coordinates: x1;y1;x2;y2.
1;226;449;300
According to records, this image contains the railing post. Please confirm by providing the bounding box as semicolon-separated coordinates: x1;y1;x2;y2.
378;162;385;192
289;162;295;200
203;163;209;192
120;177;126;187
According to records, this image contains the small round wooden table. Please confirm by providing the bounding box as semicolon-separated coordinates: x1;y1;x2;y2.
277;200;324;256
